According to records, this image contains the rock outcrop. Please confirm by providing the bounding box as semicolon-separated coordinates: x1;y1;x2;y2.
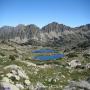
64;80;90;90
0;82;19;90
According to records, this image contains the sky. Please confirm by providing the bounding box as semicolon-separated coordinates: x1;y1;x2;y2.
0;0;90;27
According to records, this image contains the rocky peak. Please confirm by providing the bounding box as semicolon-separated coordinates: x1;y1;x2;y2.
25;24;40;33
0;26;14;31
41;22;71;33
75;24;90;31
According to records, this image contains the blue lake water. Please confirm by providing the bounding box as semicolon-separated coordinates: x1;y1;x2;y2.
33;54;64;61
32;49;55;53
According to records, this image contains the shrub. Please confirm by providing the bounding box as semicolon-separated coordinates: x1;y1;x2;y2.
9;55;16;60
66;52;78;58
0;52;5;56
83;53;90;58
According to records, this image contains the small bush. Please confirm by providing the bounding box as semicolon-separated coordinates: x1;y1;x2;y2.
66;52;78;58
0;52;5;56
83;53;90;58
9;55;16;60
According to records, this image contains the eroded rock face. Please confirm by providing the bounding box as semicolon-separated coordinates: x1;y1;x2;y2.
0;22;90;49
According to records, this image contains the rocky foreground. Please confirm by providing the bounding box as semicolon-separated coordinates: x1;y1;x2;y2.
0;41;90;90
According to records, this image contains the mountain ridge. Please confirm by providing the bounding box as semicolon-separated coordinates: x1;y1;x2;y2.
0;22;90;49
1;22;90;29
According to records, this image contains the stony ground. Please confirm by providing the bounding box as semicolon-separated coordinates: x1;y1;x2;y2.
0;42;90;90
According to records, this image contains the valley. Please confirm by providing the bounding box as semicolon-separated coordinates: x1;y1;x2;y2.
0;40;90;90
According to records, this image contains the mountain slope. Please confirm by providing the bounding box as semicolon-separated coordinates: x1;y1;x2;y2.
0;22;90;49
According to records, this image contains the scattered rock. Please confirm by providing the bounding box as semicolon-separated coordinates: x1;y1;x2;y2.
6;73;13;78
87;77;90;83
0;82;19;90
14;75;20;81
11;70;18;75
2;77;10;83
86;63;90;69
17;69;28;79
24;79;31;86
4;64;29;79
16;83;24;89
35;82;46;90
64;80;90;90
19;61;36;67
38;64;51;68
28;84;34;90
68;60;81;68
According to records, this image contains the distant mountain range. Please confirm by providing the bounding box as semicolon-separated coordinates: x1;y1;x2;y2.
0;22;90;49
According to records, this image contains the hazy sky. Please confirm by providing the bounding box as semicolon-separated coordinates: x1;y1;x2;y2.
0;0;90;27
